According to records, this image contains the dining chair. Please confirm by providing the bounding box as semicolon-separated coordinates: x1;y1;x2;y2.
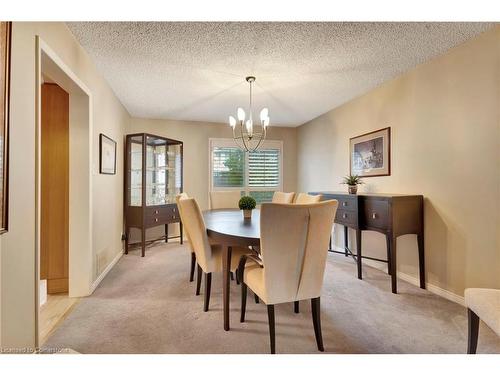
210;190;241;209
175;193;197;284
464;288;500;353
178;197;253;312
238;200;338;353
295;193;322;204
271;191;295;204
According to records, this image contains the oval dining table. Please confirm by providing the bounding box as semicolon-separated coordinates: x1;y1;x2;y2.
203;208;260;331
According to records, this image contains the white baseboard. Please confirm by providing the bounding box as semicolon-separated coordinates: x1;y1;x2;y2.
330;246;465;306
90;250;123;294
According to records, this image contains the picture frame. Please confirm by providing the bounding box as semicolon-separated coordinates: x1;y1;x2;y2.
0;22;12;234
99;133;117;175
349;127;391;177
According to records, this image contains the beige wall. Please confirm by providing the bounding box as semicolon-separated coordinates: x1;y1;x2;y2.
128;118;298;211
297;26;500;297
0;22;128;348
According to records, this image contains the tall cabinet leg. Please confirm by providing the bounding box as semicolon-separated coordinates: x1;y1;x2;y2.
390;235;397;293
356;229;362;279
164;224;169;243
124;226;129;255
344;226;349;256
141;227;146;257
417;232;425;289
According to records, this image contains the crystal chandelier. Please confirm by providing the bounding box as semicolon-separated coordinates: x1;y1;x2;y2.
229;76;269;152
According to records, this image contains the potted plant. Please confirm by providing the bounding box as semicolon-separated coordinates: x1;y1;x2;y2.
341;174;364;194
239;196;256;219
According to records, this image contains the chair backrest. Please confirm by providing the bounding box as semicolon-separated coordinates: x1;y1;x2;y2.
177;197;215;271
210;191;241;209
271;191;295;204
295;193;322;204
175;193;193;251
259;200;338;304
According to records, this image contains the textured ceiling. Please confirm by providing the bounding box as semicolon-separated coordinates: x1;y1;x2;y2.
67;22;493;127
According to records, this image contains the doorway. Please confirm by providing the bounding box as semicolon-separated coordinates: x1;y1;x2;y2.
35;37;93;348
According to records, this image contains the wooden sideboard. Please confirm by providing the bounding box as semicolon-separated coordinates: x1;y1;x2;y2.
310;191;424;294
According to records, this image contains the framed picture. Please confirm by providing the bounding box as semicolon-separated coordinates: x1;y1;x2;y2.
99;134;117;175
0;22;11;234
350;127;391;177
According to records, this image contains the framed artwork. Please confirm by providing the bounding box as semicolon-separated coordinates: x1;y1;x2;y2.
350;127;391;177
99;134;117;175
0;22;11;234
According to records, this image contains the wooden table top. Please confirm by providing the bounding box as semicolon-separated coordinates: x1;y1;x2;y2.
203;209;260;241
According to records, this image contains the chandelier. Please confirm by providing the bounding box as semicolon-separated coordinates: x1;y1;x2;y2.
228;76;269;152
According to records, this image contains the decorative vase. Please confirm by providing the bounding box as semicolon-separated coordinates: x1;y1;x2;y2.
243;209;252;219
348;185;358;194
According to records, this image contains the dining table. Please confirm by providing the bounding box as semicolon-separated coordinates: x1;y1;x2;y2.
203;208;261;331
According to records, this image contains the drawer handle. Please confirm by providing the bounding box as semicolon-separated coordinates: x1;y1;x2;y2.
342;213;347;219
155;218;159;222
173;208;176;212
372;212;377;219
155;210;159;214
172;215;176;219
342;201;347;206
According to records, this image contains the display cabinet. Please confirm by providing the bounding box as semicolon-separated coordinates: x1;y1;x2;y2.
124;133;183;256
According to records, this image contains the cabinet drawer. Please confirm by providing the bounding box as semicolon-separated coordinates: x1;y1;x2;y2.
363;199;389;229
146;206;179;223
335;209;357;227
337;196;358;212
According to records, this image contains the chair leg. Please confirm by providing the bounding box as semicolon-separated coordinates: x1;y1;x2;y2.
189;253;196;282
254;292;260;304
467;308;479;354
240;282;247;322
196;265;202;296
311;297;324;352
203;272;212;312
294;301;299;314
230;271;234;281
267;304;276;354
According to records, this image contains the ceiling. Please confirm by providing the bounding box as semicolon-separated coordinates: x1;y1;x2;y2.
67;22;492;127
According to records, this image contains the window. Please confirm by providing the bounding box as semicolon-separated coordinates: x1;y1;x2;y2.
209;139;283;204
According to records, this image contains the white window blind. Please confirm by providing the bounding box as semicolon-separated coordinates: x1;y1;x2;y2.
209;139;283;204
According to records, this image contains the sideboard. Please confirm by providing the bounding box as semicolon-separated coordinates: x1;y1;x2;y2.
310;191;425;294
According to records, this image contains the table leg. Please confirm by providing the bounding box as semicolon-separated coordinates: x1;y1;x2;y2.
386;234;392;275
344;226;349;256
390;235;397;294
222;245;232;331
356;229;362;279
417;232;425;289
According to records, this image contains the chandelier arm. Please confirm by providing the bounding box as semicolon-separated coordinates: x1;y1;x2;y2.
251;126;267;151
239;121;250;152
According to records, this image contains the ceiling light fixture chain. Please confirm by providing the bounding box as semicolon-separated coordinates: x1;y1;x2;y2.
229;76;270;152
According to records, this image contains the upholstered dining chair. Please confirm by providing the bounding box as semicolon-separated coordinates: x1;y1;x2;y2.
464;288;500;353
175;193;197;284
178;197;253;312
238;200;338;353
210;190;241;209
295;193;322;204
271;191;295;204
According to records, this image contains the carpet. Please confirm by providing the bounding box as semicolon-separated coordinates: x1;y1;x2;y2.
43;242;500;354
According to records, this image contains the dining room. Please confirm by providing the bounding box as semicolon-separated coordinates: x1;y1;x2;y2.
0;1;499;372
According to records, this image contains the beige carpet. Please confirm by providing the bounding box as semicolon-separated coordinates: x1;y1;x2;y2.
43;242;500;354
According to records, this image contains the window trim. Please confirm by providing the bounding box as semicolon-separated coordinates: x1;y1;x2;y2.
208;138;283;198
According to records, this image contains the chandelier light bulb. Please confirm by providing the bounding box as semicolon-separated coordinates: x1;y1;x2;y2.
237;107;246;122
246;119;253;136
263;117;270;128
260;108;269;122
229;116;236;128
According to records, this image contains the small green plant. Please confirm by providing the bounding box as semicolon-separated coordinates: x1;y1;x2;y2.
239;196;257;210
341;174;364;186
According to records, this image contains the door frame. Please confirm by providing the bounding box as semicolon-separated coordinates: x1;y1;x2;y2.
35;36;93;347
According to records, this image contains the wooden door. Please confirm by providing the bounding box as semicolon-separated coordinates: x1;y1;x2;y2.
40;83;69;294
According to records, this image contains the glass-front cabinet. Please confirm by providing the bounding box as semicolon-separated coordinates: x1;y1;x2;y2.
125;133;183;256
